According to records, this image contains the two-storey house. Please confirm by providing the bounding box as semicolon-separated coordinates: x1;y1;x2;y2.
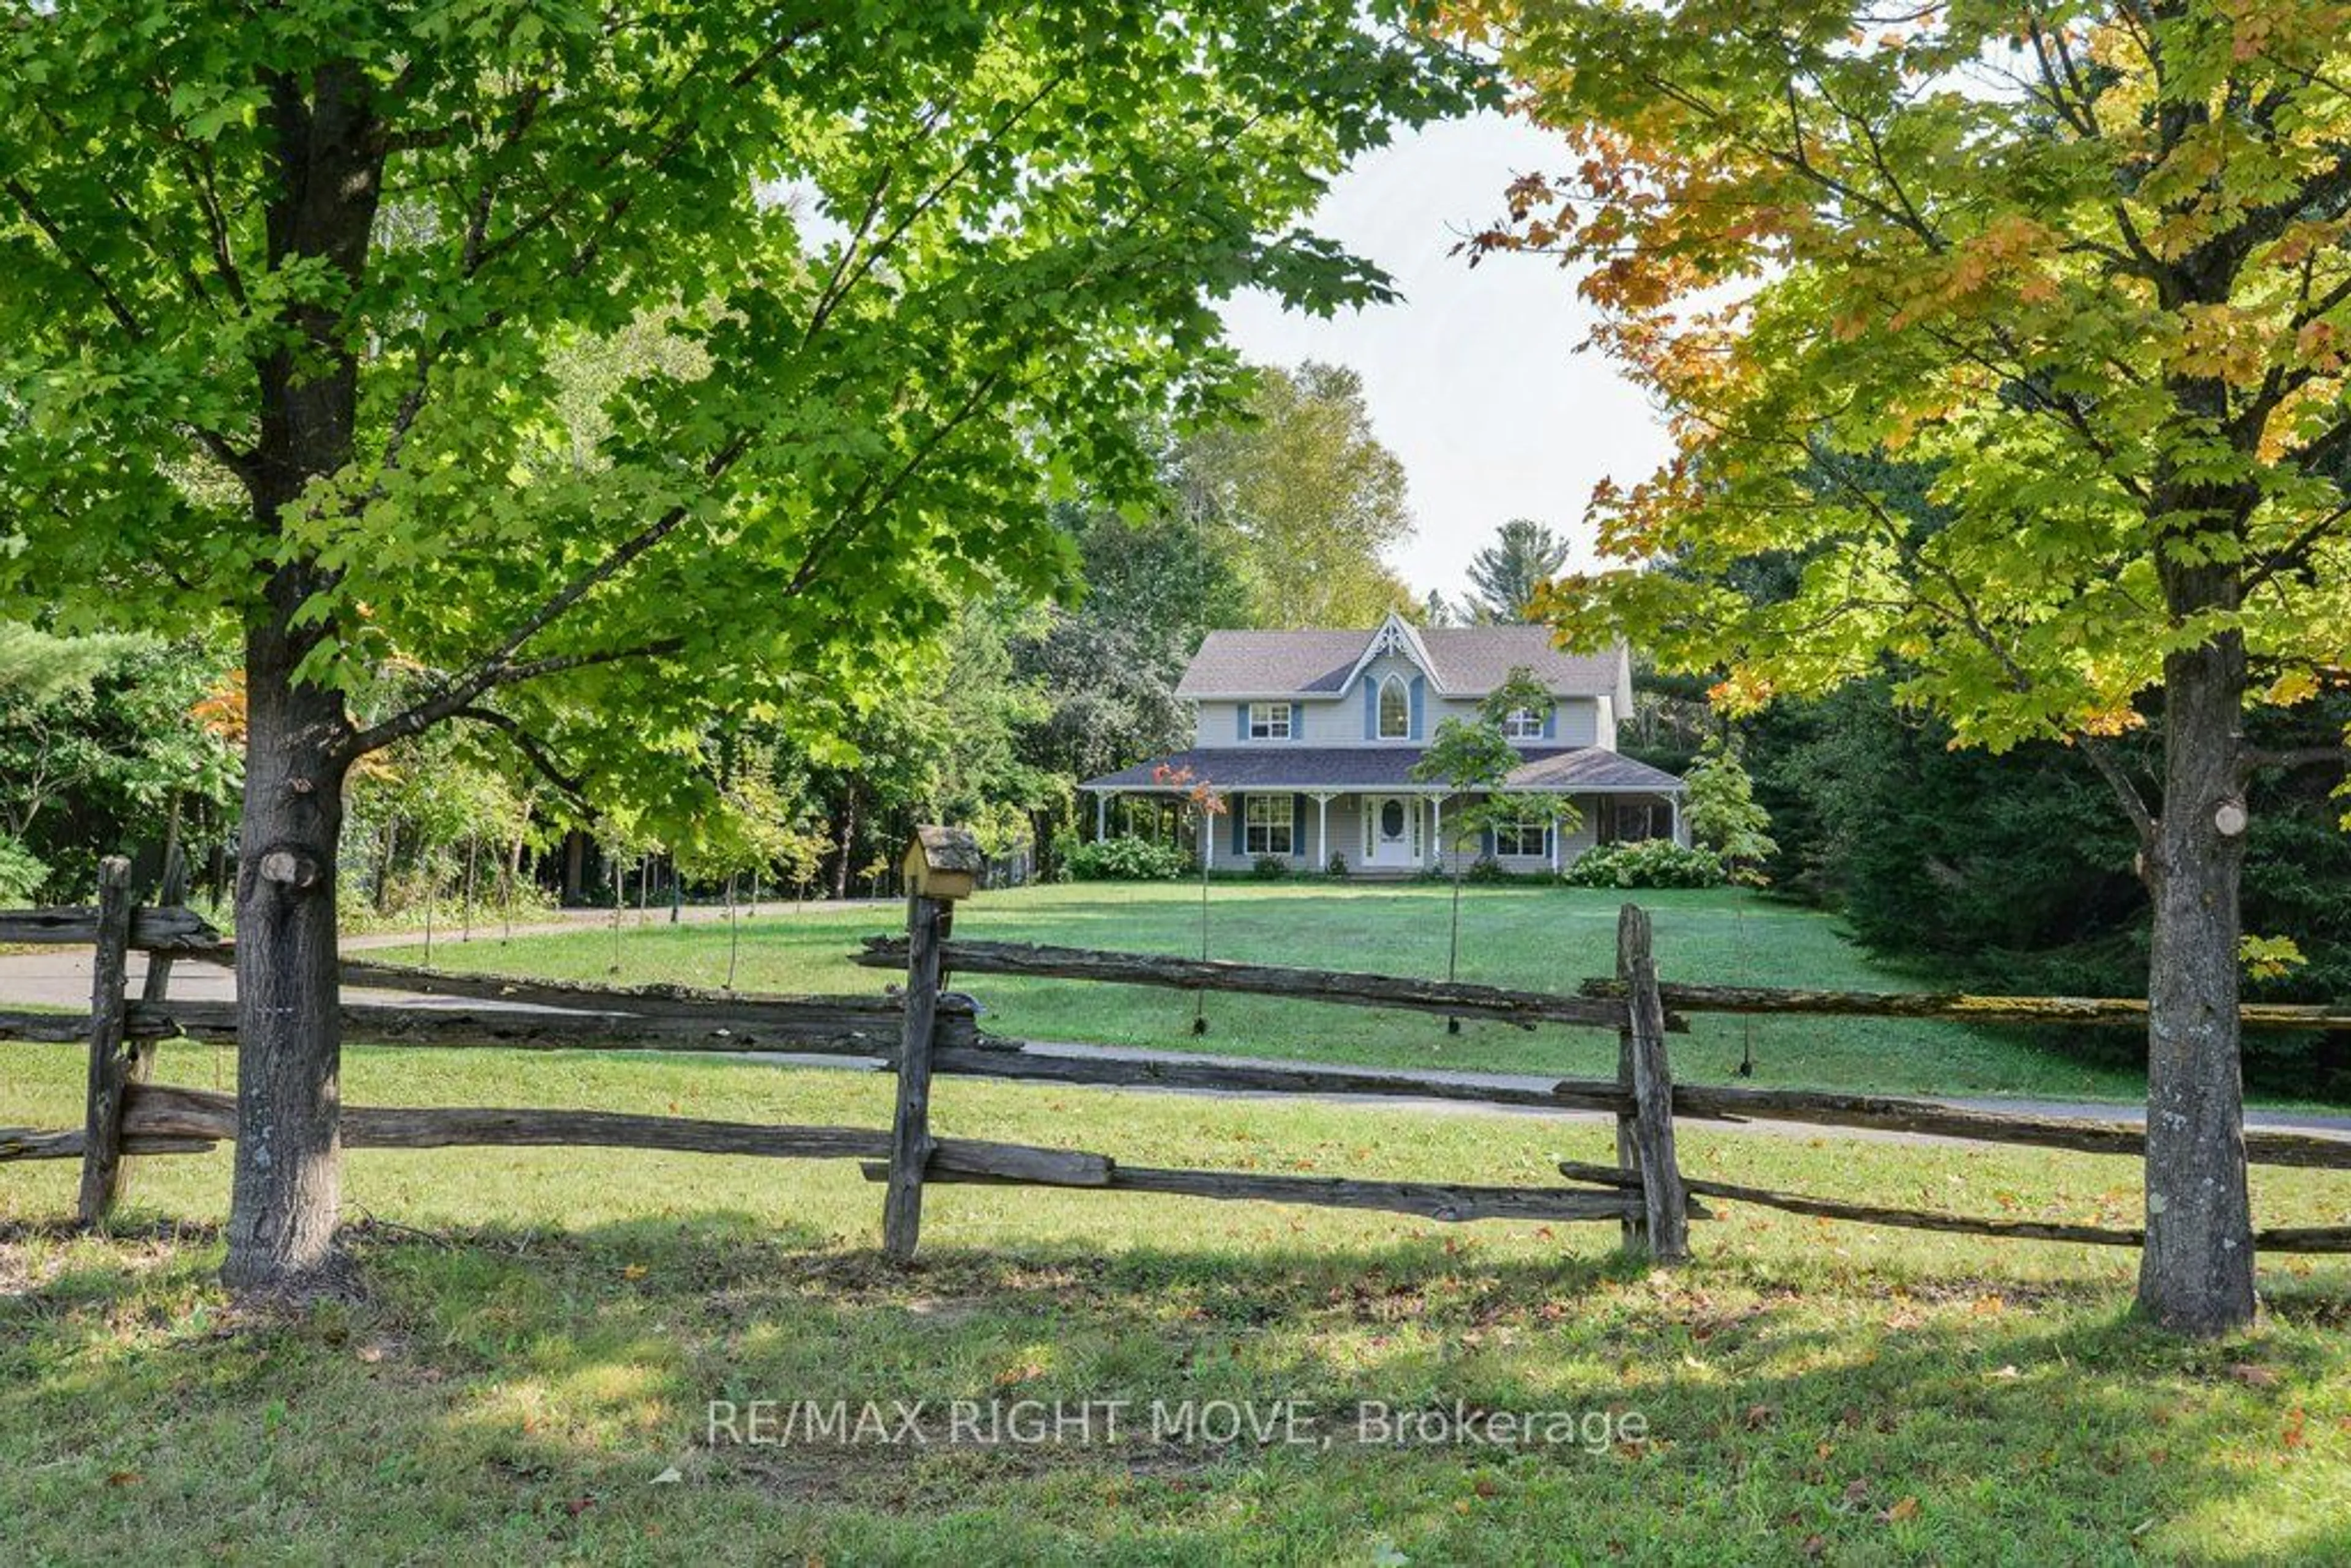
1079;612;1686;874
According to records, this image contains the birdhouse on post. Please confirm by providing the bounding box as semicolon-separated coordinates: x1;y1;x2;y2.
902;824;984;903
883;826;983;1264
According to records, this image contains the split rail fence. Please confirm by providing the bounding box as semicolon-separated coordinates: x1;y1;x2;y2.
5;851;2350;1260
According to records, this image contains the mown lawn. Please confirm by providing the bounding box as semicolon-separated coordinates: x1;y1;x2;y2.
4;1038;2350;1564
371;882;2151;1101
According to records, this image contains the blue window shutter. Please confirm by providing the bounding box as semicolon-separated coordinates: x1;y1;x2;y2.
1409;675;1426;739
1481;824;1495;856
1542;703;1556;741
1291;793;1305;851
1237;704;1250;741
1362;683;1377;739
1291;703;1305;742
1232;795;1247;856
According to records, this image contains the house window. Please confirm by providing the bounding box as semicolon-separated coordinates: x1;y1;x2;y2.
1248;702;1293;739
1378;677;1410;738
1245;793;1294;857
1493;809;1548;858
1502;707;1545;739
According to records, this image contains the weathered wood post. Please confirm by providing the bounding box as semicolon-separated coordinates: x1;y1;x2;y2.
76;857;136;1228
1614;903;1689;1261
883;825;983;1262
105;847;190;1210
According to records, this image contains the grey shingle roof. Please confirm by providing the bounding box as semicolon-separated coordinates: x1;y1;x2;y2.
1081;748;1683;793
1174;625;1627;698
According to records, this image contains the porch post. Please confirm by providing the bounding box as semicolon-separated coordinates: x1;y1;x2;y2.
1669;794;1687;847
1430;795;1443;872
1095;791;1109;840
1550;797;1562;873
1312;793;1334;869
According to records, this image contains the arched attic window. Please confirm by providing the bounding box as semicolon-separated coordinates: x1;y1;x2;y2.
1378;675;1410;738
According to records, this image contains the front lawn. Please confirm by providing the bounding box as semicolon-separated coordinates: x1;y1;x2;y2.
2;1037;2347;1563
370;882;2151;1101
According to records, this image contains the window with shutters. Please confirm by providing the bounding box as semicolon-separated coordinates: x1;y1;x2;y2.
1244;793;1294;855
1502;707;1545;739
1378;677;1409;738
1247;702;1292;739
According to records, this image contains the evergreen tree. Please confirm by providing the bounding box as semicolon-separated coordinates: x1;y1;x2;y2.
1463;519;1571;623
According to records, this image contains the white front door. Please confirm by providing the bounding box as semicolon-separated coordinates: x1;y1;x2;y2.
1361;794;1419;868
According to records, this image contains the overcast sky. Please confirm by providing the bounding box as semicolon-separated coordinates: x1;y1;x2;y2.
1218;110;1671;606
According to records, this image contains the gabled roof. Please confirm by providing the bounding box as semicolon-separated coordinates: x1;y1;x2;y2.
1174;615;1630;700
1080;746;1684;793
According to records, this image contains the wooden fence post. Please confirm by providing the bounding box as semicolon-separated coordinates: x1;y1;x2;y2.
1614;903;1689;1262
107;846;189;1209
76;857;135;1228
882;827;983;1262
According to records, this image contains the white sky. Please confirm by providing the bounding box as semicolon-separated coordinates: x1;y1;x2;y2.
1218;111;1672;605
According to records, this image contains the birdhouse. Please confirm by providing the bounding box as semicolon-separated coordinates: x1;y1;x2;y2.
902;825;984;902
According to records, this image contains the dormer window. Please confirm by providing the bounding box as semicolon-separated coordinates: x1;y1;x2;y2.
1247;702;1293;740
1502;707;1545;739
1378;677;1410;738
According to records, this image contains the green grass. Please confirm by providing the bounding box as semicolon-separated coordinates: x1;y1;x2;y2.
372;882;2153;1101
5;1038;2351;1563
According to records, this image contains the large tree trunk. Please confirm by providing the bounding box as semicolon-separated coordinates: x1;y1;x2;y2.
222;63;382;1301
2138;596;2257;1335
223;621;354;1298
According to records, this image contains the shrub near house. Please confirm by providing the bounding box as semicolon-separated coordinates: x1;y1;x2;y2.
1565;840;1727;890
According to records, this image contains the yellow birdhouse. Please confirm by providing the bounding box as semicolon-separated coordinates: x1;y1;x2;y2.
902;825;984;902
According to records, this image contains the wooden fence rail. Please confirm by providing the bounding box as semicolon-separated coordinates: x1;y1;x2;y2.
1580;977;2351;1033
854;934;1641;1032
0;902;220;953
6;838;2349;1270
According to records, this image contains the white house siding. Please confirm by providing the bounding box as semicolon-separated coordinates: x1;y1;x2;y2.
1194;691;1602;750
1207;791;1614;876
1419;792;1601;875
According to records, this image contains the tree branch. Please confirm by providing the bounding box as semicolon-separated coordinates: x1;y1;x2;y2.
2241;744;2351;775
453;705;591;805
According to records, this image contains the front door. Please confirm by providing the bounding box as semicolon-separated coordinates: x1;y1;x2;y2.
1362;794;1419;868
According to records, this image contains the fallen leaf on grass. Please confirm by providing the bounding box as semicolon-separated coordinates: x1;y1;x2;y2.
105;1471;141;1487
651;1466;684;1485
1881;1496;1921;1523
2229;1363;2280;1389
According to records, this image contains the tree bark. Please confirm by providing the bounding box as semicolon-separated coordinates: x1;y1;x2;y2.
225;600;356;1299
221;62;383;1302
833;783;860;901
2137;617;2257;1334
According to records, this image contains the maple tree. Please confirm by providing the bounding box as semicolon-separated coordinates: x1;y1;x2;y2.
1412;667;1581;1006
0;2;1480;1299
1469;0;2351;1333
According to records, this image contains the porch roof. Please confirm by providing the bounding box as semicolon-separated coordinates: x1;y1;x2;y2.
1079;746;1684;794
